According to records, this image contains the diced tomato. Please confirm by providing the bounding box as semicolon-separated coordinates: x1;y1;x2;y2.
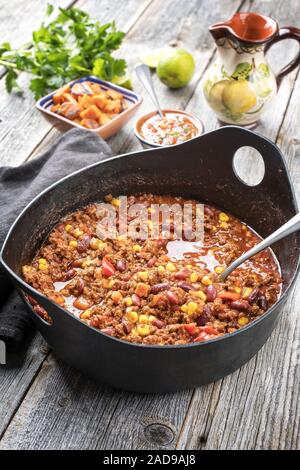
218;290;240;301
102;256;116;277
184;323;198;336
192;326;219;342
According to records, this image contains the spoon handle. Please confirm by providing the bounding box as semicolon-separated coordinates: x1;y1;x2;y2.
220;212;300;281
135;63;164;118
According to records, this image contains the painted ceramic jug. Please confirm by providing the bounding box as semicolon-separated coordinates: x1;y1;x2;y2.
203;12;300;126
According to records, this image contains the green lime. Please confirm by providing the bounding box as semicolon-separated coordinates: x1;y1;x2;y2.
157;48;195;89
139;47;173;69
112;75;133;90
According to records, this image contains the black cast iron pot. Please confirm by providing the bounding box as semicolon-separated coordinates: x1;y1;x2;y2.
1;126;299;392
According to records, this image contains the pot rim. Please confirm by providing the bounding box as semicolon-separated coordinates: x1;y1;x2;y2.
1;126;299;351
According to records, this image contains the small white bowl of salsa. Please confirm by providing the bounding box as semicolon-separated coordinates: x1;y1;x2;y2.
134;109;204;148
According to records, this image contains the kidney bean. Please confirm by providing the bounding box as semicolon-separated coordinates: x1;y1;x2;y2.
248;287;260;303
206;284;217;302
230;300;249;311
147;257;157;268
174;268;190;280
257;294;268;311
151;282;170;293
122;320;132;334
196;305;212;326
131;293;141;306
73;278;85;296
166;290;178;304
116;259;127;272
152;319;165;329
70;258;84;268
63;269;76;281
204;206;214;217
177;281;194;292
77;235;91;253
57;223;65;232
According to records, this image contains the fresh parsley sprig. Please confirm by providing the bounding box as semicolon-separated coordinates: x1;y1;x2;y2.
0;4;127;99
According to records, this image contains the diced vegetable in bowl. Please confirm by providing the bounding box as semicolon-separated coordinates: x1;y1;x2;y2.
36;76;142;139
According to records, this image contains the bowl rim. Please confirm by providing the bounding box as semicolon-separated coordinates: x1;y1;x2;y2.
36;75;143;133
133;108;204;147
1;126;299;351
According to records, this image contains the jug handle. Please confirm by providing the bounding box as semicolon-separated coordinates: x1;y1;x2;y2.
265;26;300;87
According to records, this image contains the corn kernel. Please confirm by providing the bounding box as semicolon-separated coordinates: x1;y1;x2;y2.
38;259;48;270
190;272;198;283
126;311;138;323
22;265;31;275
166;262;176;272
69;240;78;248
81;310;92;319
211;226;217;232
234;287;241;294
133;244;142;252
111;198;120;207
139;271;149;281
181;304;188;313
238;316;249;326
242;225;247;231
219;212;229;222
187;264;193;269
196;291;207;301
111;291;123;304
201;275;212;286
214;266;224;274
139;314;149;324
220;222;228;229
108;280;115;288
187;301;198;315
65;224;72;232
242;287;253;299
39;263;48;271
91;238;106;250
73;228;84;238
137;324;150;337
125;297;133;306
158;265;165;273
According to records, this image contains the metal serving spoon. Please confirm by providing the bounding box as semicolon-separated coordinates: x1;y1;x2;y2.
135;63;164;118
220;212;300;281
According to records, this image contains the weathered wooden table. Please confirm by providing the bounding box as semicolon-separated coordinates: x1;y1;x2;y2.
0;0;299;450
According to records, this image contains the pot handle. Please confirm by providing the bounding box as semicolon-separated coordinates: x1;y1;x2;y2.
265;26;300;87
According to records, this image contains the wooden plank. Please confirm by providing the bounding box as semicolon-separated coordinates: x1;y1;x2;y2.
0;333;49;438
0;1;74;47
0;0;247;450
0;354;191;450
0;0;153;167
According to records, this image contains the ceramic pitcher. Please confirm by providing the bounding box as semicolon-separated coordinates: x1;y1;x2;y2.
203;12;300;126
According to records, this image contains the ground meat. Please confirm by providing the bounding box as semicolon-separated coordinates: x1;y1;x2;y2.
22;194;282;345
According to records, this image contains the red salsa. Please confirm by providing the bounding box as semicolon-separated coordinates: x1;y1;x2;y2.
140;112;199;145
